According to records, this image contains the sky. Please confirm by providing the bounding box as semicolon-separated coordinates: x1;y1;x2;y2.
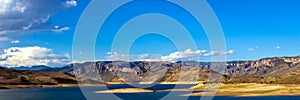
0;0;299;67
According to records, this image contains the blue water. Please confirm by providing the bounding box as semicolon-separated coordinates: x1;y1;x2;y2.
0;84;299;100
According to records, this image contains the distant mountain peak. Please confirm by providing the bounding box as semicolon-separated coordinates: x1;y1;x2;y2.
10;65;52;71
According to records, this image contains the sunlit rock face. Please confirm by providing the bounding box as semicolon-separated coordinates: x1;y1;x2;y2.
224;56;300;77
16;56;299;83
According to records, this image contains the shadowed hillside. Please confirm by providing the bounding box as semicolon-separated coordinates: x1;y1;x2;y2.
0;67;77;85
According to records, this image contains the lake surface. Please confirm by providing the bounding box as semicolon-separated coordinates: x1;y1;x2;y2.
0;84;299;100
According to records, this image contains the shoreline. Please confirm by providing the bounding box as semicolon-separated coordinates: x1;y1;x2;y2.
0;84;106;89
104;81;200;85
2;83;300;97
182;92;300;97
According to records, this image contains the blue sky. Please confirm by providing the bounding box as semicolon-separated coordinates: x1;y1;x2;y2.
0;0;299;67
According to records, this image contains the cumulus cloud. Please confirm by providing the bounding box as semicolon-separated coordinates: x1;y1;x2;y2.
0;0;76;39
247;48;254;51
10;40;20;44
0;46;70;67
0;36;10;41
65;0;77;7
161;49;235;61
247;46;259;51
105;49;235;61
276;46;281;49
161;49;207;61
105;52;151;61
201;50;235;57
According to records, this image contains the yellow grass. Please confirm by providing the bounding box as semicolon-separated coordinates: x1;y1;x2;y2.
185;83;300;97
94;88;154;93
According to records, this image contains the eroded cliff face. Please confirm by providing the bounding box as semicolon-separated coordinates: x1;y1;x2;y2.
3;56;300;84
67;61;212;83
52;56;300;83
224;56;300;77
0;67;77;85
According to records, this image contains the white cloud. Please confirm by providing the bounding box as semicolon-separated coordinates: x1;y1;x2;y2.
105;49;235;61
53;26;70;32
65;0;77;7
161;49;207;61
106;52;117;55
0;46;70;67
0;36;10;41
138;54;150;58
105;52;150;61
10;40;20;44
276;46;281;49
248;48;254;51
0;0;14;13
11;2;26;13
0;0;76;37
228;50;235;54
200;50;235;57
0;0;27;13
247;46;259;51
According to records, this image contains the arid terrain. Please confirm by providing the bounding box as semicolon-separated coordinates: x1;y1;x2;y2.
1;56;300;96
186;83;300;97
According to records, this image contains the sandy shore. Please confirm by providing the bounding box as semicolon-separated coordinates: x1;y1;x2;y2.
184;83;300;97
94;83;300;97
94;88;154;93
0;84;106;89
105;82;200;85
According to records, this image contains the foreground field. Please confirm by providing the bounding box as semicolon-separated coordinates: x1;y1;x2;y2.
186;83;300;97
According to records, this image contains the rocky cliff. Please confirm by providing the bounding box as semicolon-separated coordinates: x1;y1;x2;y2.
5;56;300;84
65;56;300;84
66;61;212;83
224;56;300;77
0;67;77;85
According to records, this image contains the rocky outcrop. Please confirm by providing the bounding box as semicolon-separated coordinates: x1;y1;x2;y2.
224;56;300;77
0;67;77;85
4;56;300;84
38;56;299;83
62;61;211;83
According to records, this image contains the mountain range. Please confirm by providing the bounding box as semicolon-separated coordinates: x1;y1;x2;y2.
2;56;300;84
0;66;77;86
10;65;52;71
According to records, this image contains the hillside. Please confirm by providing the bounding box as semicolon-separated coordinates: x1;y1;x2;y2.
4;56;300;84
224;56;300;77
67;61;213;83
10;65;52;71
66;56;300;84
0;67;77;85
222;56;300;84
